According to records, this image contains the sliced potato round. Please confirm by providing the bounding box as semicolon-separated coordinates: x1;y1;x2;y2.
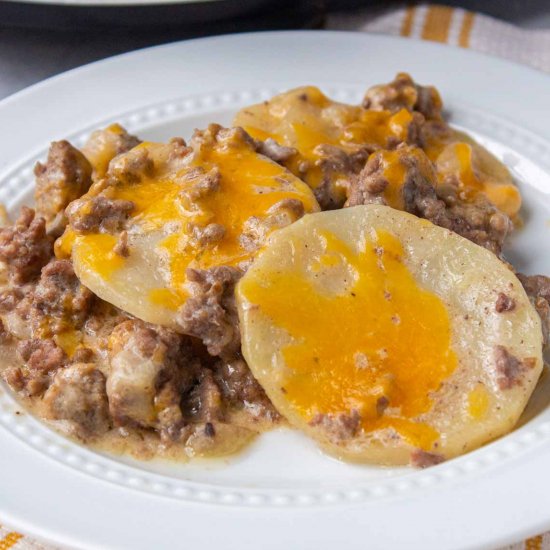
236;205;543;465
429;129;521;219
57;126;319;328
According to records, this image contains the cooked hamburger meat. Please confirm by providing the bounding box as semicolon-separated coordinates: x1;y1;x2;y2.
494;345;537;390
363;72;443;121
346;145;510;255
517;273;550;347
106;319;196;440
214;357;280;421
410;449;445;468
31;259;94;334
34;140;93;236
3;338;68;397
66;195;135;234
42;363;110;439
176;266;242;359
0;207;52;284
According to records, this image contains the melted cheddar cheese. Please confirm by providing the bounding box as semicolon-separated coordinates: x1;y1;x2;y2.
239;228;457;449
425;130;521;218
57;127;319;326
236;87;521;218
234;86;414;203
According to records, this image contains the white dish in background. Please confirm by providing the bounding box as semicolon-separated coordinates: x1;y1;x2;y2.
0;31;550;550
2;0;226;7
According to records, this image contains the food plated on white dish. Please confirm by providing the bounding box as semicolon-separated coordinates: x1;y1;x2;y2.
1;31;550;550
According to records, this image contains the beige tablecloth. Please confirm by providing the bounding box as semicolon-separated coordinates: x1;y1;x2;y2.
3;4;550;549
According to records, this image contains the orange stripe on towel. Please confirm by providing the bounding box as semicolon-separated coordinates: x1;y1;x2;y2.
0;532;23;550
458;11;475;47
526;535;543;550
400;5;416;37
421;5;454;43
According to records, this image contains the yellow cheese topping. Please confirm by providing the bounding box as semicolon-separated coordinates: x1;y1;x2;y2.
235;86;414;199
425;131;521;218
236;86;521;217
239;229;458;450
57;132;319;315
468;384;490;420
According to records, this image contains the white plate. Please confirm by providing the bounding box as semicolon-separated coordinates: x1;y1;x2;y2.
1;31;550;550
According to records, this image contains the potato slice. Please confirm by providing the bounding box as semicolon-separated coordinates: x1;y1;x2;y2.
234;86;416;208
427;129;521;219
57;126;319;328
236;205;543;465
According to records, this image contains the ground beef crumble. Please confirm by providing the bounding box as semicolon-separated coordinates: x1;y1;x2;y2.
410;449;445;468
0;207;53;284
517;274;550;347
34;140;93;236
176;266;242;359
30;259;94;334
309;410;362;442
494;345;537;390
42;363;110;439
66;195;135;234
346;144;510;255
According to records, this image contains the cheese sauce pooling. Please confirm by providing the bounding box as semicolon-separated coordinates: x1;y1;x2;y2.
239;228;458;449
57;127;319;323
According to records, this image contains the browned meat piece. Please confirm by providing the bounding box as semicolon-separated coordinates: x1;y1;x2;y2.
517;274;550;302
42;363;110;439
176;266;242;358
178;167;220;202
34;140;93;236
495;292;515;313
189;223;226;247
312;145;371;210
428;179;511;255
82;124;141;180
363;72;443;121
67;195;134;234
517;274;550;347
30;259;94;334
107;146;154;185
214;357;280;421
17;338;67;373
345;153;389;207
107;319;197;441
309;410;361;442
0;207;53;284
256;138;297;162
346;145;510;255
3;338;68;396
0;288;23;312
410;449;445;468
240;198;305;253
113;230;130;257
494;345;537;390
184;370;224;423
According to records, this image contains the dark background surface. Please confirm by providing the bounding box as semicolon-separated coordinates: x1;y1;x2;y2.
0;0;548;99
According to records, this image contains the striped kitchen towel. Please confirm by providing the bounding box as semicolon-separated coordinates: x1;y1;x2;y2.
328;3;550;73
